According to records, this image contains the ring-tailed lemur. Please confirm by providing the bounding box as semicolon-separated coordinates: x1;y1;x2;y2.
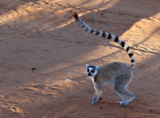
73;12;136;105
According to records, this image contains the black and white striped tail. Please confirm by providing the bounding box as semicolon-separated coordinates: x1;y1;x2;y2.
73;12;136;70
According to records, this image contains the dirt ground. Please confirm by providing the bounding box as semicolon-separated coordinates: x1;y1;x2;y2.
0;0;160;118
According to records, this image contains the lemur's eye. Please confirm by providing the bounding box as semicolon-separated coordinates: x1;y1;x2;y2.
87;69;89;72
91;69;95;73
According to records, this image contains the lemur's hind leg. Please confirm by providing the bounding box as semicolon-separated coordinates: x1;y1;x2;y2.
114;75;135;105
89;85;102;105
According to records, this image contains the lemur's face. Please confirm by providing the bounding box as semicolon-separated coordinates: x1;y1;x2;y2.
85;64;99;77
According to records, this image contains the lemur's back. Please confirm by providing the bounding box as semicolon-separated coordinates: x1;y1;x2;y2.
97;62;131;83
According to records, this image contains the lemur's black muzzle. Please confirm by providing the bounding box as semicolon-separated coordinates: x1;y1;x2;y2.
88;73;92;76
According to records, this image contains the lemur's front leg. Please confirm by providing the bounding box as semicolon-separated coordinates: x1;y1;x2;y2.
89;85;102;105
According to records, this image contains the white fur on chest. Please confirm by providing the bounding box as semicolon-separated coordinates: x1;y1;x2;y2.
89;76;95;84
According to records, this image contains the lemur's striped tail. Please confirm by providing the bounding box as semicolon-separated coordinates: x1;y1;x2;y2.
73;12;136;70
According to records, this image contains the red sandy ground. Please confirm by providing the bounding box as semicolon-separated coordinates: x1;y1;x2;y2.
0;0;160;118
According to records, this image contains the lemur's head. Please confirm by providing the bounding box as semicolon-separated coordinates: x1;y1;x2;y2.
85;64;99;77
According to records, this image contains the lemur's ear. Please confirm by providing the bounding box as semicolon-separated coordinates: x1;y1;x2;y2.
96;66;99;70
85;64;89;68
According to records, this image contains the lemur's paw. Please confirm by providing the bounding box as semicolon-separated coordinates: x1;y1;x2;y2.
89;102;95;105
117;101;125;105
117;101;129;105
